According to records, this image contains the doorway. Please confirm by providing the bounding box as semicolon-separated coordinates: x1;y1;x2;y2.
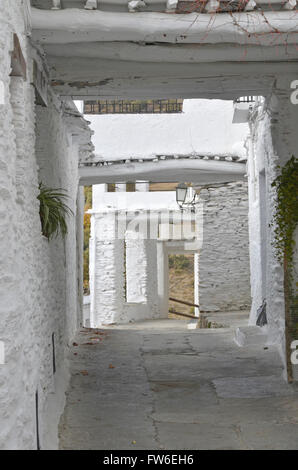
168;253;197;319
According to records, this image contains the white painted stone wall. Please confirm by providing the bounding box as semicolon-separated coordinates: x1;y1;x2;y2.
199;181;251;312
0;1;91;449
126;235;147;303
246;89;298;378
88;99;248;160
89;212;119;326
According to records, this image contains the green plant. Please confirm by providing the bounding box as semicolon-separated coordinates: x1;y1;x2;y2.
83;186;92;294
271;156;298;277
37;183;73;241
169;254;192;271
272;157;298;380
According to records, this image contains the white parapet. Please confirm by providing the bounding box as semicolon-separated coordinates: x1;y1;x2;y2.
235;326;268;347
85;0;98;9
166;0;178;11
51;0;61;9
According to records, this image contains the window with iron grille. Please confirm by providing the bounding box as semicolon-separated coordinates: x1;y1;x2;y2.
84;99;184;115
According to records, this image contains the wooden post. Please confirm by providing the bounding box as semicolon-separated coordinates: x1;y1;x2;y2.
169;296;199;309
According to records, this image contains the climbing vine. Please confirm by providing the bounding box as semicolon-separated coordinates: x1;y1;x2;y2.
271;156;298;277
272;156;298;379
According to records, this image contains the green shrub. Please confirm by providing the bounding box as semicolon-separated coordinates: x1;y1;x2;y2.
169;254;191;271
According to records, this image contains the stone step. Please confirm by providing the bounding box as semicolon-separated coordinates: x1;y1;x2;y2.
234;325;268;347
187;319;199;330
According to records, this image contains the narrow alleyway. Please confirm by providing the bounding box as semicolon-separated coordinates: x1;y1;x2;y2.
59;316;298;450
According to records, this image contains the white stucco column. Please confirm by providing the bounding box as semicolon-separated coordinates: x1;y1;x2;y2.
136;181;149;192
157;242;169;318
125;231;147;303
115;183;126;192
90;211;122;326
89;214;96;327
246;109;264;325
76;186;85;326
194;252;200;317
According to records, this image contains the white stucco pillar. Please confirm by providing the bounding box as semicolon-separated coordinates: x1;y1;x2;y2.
89;214;96;327
76;186;85;326
115;182;126;192
125;231;147;303
136;181;149;192
157;242;169;318
246;111;264;325
194;252;200;317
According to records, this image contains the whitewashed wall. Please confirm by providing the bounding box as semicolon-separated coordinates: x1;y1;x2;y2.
199;181;251;311
0;1;88;450
246;90;298;377
126;235;147;303
88;99;249;159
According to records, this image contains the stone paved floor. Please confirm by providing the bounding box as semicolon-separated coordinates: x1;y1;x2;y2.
59;317;298;450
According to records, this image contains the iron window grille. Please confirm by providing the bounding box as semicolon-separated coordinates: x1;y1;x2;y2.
84;99;184;115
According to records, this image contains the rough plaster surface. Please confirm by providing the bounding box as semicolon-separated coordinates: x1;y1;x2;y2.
0;1;91;449
246;91;298;373
125;235;147;303
199;181;251;312
59;319;298;450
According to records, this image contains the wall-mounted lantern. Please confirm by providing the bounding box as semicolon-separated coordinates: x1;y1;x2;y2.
176;183;188;207
176;181;232;210
176;183;197;210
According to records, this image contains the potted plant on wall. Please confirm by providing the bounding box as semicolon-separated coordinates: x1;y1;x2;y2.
37;183;73;241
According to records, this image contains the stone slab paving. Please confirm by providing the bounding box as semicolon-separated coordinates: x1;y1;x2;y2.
59;319;298;450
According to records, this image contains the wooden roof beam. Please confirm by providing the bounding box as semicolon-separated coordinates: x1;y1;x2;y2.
31;8;298;47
